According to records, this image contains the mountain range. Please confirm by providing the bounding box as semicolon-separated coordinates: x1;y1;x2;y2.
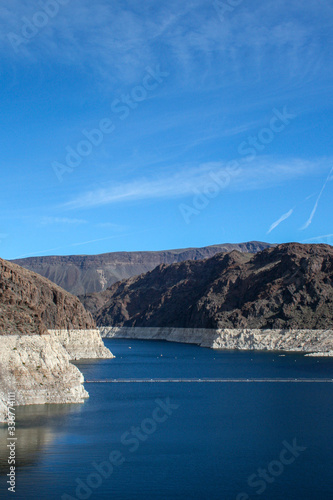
12;241;272;296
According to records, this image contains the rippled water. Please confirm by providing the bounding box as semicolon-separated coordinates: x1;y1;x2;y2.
1;339;333;499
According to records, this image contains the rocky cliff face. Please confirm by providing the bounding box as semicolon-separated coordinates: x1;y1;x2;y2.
88;243;333;330
100;327;333;354
49;329;113;360
0;330;113;422
0;257;95;335
0;334;88;408
12;242;271;295
0;257;113;423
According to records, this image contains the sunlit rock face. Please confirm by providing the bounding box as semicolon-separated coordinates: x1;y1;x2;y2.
100;327;333;355
48;329;114;360
0;334;88;423
0;330;113;423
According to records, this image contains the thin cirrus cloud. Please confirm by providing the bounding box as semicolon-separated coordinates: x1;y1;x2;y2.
1;0;330;91
302;234;333;243
62;158;326;211
39;217;88;225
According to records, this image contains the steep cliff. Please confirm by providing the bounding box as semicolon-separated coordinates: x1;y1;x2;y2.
0;257;96;335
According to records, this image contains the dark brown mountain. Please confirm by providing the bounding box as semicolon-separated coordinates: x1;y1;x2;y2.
0;258;95;335
11;242;272;296
84;243;333;330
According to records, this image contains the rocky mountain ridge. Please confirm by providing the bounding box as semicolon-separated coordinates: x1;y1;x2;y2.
12;241;272;295
83;243;333;330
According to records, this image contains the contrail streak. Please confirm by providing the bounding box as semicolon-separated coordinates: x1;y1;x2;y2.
301;164;333;230
267;209;294;234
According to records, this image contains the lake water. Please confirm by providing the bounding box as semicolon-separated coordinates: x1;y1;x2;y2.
1;339;333;499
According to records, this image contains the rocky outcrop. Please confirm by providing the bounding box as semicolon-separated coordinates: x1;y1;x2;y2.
305;351;333;357
49;329;114;360
0;330;113;423
0;334;87;423
12;242;272;295
100;327;333;355
0;257;95;335
0;257;113;423
0;334;88;405
91;243;333;330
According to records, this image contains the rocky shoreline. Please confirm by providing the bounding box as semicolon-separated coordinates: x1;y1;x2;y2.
99;326;333;355
0;329;113;423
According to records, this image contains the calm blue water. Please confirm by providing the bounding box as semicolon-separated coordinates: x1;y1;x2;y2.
1;339;333;500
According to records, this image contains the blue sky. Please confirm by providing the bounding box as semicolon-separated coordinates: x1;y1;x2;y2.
1;0;333;259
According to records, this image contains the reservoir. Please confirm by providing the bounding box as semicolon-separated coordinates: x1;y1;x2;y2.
1;339;333;499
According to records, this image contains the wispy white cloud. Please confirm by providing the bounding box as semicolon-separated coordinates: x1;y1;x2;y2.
302;234;333;243
11;227;157;260
39;217;87;225
1;0;331;90
63;157;329;210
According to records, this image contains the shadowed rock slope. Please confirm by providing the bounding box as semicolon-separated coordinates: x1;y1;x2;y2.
0;257;95;335
84;243;333;330
12;242;271;295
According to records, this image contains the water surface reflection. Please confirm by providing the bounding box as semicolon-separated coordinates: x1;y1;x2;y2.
0;403;83;473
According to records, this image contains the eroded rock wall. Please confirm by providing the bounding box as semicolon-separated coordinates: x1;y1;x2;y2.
49;329;114;360
100;326;333;354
